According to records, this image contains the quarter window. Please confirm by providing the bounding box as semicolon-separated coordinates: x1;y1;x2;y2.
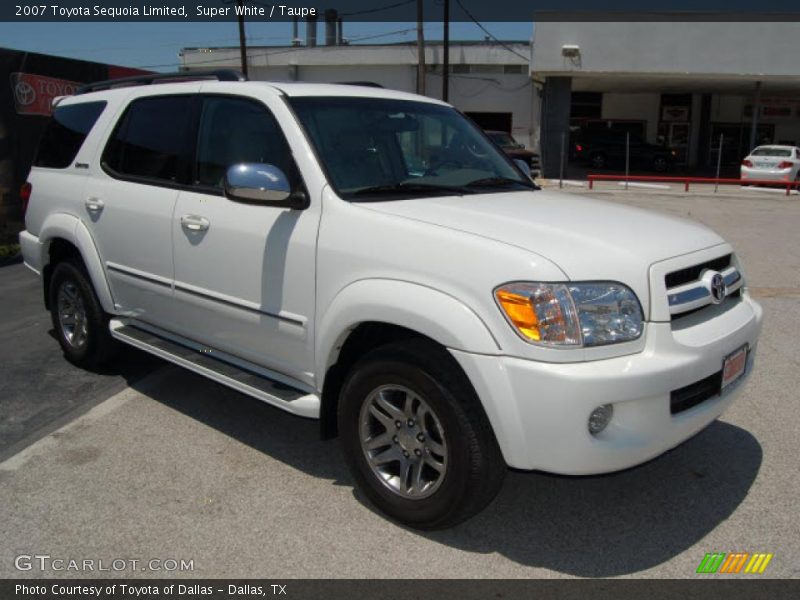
103;95;194;183
34;101;106;169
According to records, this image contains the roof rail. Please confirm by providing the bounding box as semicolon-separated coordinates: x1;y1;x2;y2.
337;81;384;88
75;69;246;95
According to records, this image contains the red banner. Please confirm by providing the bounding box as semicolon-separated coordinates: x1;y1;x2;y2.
9;72;81;116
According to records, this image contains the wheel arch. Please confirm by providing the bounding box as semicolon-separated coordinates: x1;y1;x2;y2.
39;214;115;313
316;279;500;439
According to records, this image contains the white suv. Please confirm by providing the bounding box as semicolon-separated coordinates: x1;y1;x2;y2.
19;71;762;528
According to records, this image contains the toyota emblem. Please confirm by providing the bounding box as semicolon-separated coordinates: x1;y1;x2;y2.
710;273;726;304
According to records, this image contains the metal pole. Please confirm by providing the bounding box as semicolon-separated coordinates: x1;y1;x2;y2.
714;133;723;193
235;0;248;78
559;132;565;188
625;131;630;190
749;81;762;153
416;0;425;95
442;0;449;102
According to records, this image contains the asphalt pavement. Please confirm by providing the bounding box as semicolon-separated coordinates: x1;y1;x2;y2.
1;187;798;578
0;262;161;462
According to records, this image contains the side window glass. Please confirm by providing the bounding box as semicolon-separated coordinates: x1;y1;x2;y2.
194;96;293;189
103;96;194;183
34;101;106;169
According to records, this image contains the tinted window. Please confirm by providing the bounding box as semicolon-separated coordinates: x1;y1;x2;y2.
103;96;194;183
751;147;792;157
34;101;106;169
194;96;293;188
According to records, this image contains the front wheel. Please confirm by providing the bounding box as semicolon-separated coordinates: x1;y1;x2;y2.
338;340;506;529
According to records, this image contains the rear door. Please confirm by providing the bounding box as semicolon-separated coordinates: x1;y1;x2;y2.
169;93;320;385
84;92;198;329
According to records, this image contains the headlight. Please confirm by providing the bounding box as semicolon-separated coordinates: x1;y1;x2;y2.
495;282;644;347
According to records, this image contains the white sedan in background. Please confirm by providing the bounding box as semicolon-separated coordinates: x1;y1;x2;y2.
741;145;800;183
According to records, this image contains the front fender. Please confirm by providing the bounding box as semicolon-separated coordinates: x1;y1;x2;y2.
316;278;500;377
39;213;115;313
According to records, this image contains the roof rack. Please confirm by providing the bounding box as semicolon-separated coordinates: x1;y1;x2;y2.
75;69;246;95
337;81;384;88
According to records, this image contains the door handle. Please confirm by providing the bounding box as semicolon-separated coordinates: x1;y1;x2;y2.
180;214;210;232
85;198;105;213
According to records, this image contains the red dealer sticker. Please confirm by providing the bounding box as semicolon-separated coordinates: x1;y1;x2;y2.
9;72;81;116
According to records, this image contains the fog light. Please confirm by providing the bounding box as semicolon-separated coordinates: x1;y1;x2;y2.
588;404;613;435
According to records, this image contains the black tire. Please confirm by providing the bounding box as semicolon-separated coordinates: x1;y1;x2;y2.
338;339;506;529
590;152;607;169
49;259;117;368
653;156;669;172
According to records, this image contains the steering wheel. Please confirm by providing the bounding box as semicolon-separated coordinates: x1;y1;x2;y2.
424;159;463;176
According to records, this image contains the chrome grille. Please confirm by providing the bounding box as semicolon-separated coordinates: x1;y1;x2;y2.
665;254;731;288
666;255;744;319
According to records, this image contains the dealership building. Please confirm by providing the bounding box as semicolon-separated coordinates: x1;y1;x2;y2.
181;40;534;146
180;20;800;178
533;21;800;176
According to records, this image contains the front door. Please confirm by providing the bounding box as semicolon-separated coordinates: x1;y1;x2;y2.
170;94;320;386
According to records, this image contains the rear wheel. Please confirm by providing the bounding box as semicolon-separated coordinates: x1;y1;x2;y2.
653;156;669;172
49;259;117;368
338;339;506;529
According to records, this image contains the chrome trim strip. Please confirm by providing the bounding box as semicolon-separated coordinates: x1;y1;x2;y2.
724;270;742;287
668;266;742;316
173;281;306;326
106;262;172;288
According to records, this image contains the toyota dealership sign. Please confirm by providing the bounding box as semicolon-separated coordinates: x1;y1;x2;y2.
10;72;79;116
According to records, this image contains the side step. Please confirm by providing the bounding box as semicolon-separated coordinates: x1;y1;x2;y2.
109;319;320;418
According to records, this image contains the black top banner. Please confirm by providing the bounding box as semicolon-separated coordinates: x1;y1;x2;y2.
3;0;800;22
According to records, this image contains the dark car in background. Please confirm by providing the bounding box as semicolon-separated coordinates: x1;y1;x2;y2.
572;129;676;172
485;130;541;177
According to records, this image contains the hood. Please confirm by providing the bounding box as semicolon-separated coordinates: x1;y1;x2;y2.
359;190;725;286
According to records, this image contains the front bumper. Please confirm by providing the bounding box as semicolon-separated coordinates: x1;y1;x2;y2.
451;294;763;474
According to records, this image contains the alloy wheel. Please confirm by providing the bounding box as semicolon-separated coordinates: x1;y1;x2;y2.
57;281;88;349
358;385;448;499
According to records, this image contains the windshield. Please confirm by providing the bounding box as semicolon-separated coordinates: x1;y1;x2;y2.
288;97;533;200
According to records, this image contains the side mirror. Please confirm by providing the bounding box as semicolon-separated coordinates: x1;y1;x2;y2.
223;163;308;209
513;158;532;179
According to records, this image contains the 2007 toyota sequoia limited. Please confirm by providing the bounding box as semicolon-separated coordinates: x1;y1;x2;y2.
19;71;762;528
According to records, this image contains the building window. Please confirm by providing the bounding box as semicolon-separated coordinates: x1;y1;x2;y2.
503;64;526;74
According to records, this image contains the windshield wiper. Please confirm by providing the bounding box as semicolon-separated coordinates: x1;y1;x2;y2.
350;182;471;198
464;176;535;190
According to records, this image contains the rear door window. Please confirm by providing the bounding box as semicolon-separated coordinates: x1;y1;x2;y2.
103;95;195;184
33;101;106;169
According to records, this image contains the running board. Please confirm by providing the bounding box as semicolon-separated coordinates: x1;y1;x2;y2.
109;319;319;418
